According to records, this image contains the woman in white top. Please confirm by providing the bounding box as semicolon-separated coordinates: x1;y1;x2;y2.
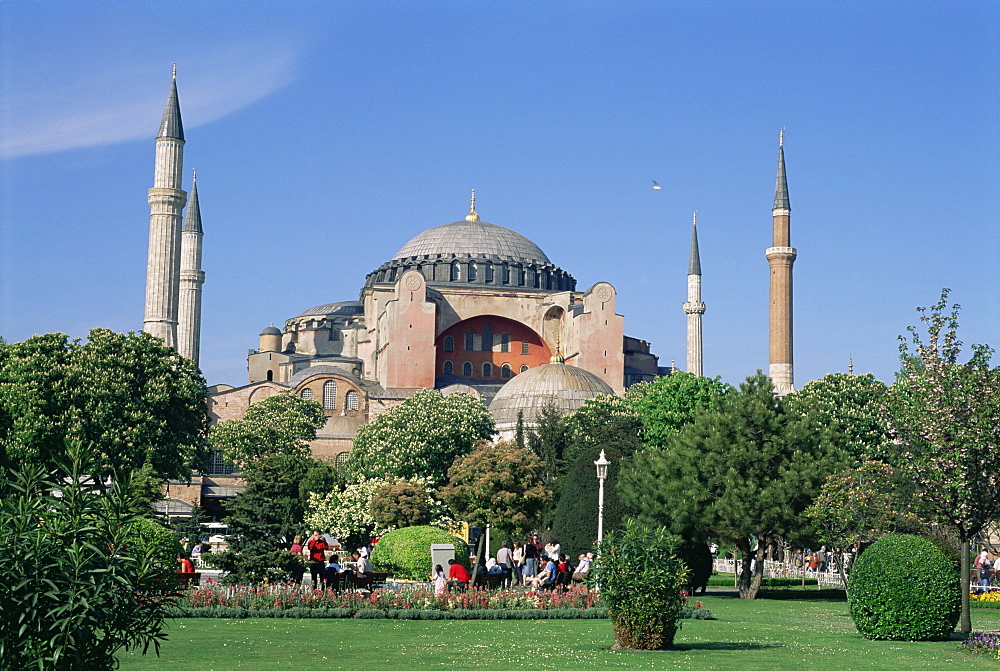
431;564;447;595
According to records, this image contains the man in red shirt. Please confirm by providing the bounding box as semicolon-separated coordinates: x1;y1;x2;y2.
176;553;195;573
306;529;329;588
447;558;470;591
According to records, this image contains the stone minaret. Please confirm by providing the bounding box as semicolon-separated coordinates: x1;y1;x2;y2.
683;212;705;376
143;67;187;348
766;131;796;395
177;169;204;364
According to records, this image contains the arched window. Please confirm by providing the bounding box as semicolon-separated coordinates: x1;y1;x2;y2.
520;365;529;373
443;360;454;376
522;340;530;355
335;451;350;465
323;381;337;409
462;361;473;377
502;264;510;284
465;330;475;351
451;261;461;281
500;332;510;353
387;267;397;282
345;390;359;411
300;388;313;400
533;269;541;289
483;362;493;377
444;336;455;352
485;263;494;283
468;262;478;281
501;364;512;379
266;370;273;381
481;324;493;351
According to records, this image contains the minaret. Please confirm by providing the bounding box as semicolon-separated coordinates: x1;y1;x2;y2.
143;66;187;348
177;169;204;364
683;212;705;376
766;130;796;395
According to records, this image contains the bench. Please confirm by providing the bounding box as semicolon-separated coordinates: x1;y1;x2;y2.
335;571;389;591
173;571;201;588
474;573;506;590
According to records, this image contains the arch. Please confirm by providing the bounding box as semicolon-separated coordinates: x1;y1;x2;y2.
345;390;359;411
323;381;337;410
444;335;455;352
462;361;473;377
484;262;494;283
501;263;510;284
335;451;350;465
501;363;512;379
266;370;273;382
483;362;493;377
443;360;454;376
520;365;529;373
451;261;461;281
300;388;313;400
468;261;478;281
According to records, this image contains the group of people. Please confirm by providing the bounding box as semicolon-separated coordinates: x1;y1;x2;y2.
291;530;373;588
431;534;594;594
976;549;997;590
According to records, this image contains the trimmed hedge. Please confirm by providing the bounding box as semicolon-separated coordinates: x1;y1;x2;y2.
164;605;610;619
707;575;818;588
370;526;468;580
847;534;960;640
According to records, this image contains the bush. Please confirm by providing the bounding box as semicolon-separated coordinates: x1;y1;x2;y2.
370;525;468;580
677;540;712;594
847;534;960;640
594;520;689;650
125;516;183;568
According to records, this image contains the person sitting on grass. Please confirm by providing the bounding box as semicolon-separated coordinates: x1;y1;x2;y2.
447;558;471;591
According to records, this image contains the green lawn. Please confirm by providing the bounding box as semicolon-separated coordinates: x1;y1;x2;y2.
119;593;1000;670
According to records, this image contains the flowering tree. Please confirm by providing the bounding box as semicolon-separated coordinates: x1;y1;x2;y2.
786;373;895;465
209;392;325;474
887;289;1000;633
345;390;495;487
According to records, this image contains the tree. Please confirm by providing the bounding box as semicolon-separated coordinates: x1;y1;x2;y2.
439;440;551;538
786;373;895;465
206;454;311;584
620;372;845;598
527;402;573;493
209;392;325;474
886;289;1000;633
370;479;434;529
630;372;730;449
345;390;495;487
0;329;209;481
0;442;176;669
549;445;628;558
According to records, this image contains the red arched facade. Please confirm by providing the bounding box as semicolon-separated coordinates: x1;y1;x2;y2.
436;315;551;381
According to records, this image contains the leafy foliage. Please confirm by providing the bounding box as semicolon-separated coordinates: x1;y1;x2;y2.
369;525;468;580
207;454;310;584
786;373;895;464
630;371;730;449
125;516;184;567
848;534;960;640
593;520;689;650
0;329;209;481
370;479;434;529
0;442;177;670
210;392;325;474
621;371;845;598
346;390;495;487
439;440;551;537
549;446;627;559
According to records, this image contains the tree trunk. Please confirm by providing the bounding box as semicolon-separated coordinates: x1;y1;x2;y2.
960;538;971;634
736;538;761;599
469;531;486;588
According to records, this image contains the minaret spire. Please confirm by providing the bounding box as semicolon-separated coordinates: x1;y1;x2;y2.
766;131;797;395
465;188;480;222
177;169;205;364
683;212;705;376
144;68;188;348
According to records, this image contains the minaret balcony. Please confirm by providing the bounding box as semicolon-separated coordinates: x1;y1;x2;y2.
683;301;706;315
765;246;797;261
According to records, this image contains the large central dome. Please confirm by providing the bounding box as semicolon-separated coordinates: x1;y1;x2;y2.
393;219;551;265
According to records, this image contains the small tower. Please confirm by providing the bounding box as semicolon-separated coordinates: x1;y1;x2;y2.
683;212;705;376
143;66;187;347
766;131;796;395
177;169;205;364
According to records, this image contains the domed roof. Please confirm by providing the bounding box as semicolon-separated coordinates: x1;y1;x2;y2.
296;301;364;319
259;325;281;336
488;363;614;431
393;219;551;265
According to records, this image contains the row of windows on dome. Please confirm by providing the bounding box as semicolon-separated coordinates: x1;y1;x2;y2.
443;330;527;354
300;382;359;411
372;260;572;291
442;360;528;378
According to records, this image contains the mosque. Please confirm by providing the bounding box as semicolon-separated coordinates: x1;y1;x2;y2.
146;73;795;514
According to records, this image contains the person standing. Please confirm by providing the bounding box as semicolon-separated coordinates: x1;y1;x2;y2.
523;537;539;580
306;530;329;588
431;564;447;595
496;541;514;588
511;541;525;586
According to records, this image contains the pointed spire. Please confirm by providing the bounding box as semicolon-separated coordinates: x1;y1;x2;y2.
465;188;480;222
183;170;202;234
848;355;854;375
688;212;702;276
773;130;789;210
549;333;565;364
158;66;185;141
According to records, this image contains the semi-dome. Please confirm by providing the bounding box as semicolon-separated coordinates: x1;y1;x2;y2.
394;219;551;265
488;363;614;437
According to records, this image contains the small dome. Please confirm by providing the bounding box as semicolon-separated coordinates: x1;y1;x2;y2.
393;219;551;265
296;301;364;319
260;325;281;336
488;364;614;434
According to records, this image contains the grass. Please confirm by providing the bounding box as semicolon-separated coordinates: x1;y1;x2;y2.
119;592;1000;670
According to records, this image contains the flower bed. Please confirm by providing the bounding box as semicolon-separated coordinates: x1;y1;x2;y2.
970;591;1000;608
959;631;1000;658
166;581;714;620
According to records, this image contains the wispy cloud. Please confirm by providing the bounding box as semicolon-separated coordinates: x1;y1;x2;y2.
1;41;300;159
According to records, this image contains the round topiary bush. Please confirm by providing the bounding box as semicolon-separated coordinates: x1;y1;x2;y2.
370;526;468;580
847;534;960;640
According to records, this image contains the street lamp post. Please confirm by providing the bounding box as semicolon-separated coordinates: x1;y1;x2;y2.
594;450;609;543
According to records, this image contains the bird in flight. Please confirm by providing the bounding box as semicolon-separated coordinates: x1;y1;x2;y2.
652;180;662;190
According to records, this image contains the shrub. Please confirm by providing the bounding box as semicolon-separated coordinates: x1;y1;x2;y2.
677;540;712;594
594;520;689;650
125;516;183;568
847;534;960;640
370;525;467;580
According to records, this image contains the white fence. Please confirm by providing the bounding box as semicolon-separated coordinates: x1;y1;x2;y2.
712;558;846;587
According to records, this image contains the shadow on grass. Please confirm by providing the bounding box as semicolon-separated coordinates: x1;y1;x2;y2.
674;642;784;651
708;589;847;602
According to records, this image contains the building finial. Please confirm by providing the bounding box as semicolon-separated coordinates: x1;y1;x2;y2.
779;128;783;147
848;355;854;375
172;63;177;79
549;333;565;364
465;188;480;222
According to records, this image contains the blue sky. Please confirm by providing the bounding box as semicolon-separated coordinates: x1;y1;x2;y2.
2;1;997;389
